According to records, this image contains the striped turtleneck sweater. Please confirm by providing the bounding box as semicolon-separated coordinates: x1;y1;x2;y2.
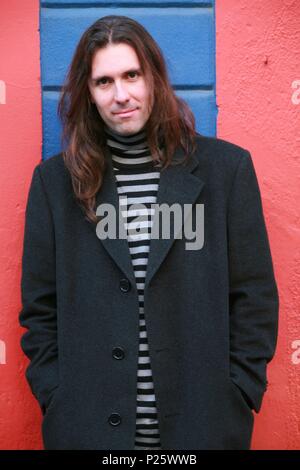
104;125;163;451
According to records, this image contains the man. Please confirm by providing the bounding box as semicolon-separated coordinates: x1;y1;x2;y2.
19;15;279;450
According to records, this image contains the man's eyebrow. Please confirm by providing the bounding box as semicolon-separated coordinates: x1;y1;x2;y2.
90;68;142;84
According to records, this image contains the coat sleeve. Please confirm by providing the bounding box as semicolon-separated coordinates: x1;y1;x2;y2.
19;165;59;415
227;150;279;413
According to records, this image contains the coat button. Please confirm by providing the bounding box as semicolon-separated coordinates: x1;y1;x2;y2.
108;413;121;426
112;347;125;360
119;278;131;292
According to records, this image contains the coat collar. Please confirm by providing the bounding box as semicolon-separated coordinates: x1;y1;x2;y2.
94;143;205;288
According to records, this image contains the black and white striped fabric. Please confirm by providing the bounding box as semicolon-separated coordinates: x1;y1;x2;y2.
104;125;163;450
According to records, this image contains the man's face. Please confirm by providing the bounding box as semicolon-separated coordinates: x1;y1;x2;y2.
88;43;153;136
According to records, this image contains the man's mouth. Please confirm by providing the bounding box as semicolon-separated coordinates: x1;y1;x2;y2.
113;108;138;117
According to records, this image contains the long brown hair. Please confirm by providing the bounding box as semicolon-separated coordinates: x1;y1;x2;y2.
58;15;197;224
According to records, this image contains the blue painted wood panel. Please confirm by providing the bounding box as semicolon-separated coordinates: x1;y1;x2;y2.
44;1;213;5
40;1;216;158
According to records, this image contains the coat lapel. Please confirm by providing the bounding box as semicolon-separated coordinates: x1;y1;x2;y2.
145;146;204;287
94;144;205;287
94;148;136;286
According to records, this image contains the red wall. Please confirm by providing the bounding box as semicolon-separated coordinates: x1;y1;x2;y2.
0;0;299;450
0;0;42;449
216;0;300;449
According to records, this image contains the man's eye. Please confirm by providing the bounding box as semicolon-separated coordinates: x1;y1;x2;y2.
97;78;109;86
128;72;138;79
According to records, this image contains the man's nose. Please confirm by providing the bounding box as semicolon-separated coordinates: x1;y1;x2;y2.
114;81;130;102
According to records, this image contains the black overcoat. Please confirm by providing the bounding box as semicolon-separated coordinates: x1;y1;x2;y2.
19;133;279;450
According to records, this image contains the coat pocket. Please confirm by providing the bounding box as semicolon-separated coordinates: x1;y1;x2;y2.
42;385;66;449
228;378;254;413
222;378;254;449
43;386;61;419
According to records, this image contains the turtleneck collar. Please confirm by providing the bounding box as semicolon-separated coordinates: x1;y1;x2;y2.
104;124;147;145
104;125;163;169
